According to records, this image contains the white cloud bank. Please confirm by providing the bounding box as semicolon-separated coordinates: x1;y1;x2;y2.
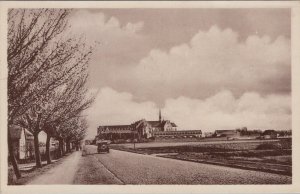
86;87;157;137
68;10;144;48
163;90;290;131
70;10;144;35
86;87;291;138
78;23;291;138
134;25;290;99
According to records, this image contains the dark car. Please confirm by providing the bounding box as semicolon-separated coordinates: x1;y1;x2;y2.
97;141;109;153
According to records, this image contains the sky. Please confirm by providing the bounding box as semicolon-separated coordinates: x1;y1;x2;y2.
67;9;291;138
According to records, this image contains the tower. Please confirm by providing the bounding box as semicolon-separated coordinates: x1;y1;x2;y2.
159;109;162;122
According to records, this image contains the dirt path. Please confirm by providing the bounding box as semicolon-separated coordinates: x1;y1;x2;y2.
27;151;81;184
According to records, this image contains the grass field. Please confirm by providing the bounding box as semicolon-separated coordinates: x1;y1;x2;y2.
112;139;281;149
111;138;292;176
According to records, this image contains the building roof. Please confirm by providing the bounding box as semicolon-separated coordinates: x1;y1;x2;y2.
98;119;177;131
147;121;162;127
146;120;177;128
99;125;131;128
99;125;133;131
9;125;33;140
175;130;202;132
101;130;134;134
154;130;202;134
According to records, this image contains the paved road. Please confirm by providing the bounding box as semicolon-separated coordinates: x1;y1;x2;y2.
28;151;81;184
78;145;291;184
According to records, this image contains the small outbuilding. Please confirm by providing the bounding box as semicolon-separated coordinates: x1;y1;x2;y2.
262;129;278;139
9;125;34;161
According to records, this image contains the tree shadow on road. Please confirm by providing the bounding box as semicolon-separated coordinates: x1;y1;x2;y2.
81;151;108;157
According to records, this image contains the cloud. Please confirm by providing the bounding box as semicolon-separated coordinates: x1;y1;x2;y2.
67;10;148;96
124;21;144;33
68;10;144;46
133;25;290;101
70;10;143;34
85;87;158;137
85;87;291;138
163;90;291;131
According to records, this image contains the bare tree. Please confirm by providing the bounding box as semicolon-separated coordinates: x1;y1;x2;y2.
72;118;88;150
43;123;57;164
56;117;87;153
7;130;21;179
42;73;95;157
8;8;94;176
15;47;94;168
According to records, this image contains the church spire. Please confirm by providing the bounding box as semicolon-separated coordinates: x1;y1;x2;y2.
159;109;162;122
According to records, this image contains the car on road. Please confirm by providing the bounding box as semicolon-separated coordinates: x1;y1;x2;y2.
97;141;110;153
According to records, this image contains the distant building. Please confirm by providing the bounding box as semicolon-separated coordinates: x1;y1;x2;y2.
98;125;136;140
10;125;59;161
262;129;278;139
97;110;177;141
154;130;202;139
96;110;203;142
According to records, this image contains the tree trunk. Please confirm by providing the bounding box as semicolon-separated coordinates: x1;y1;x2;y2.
75;141;79;151
62;139;66;154
57;138;62;158
66;139;70;153
33;133;42;168
45;133;51;164
59;138;64;157
58;139;62;157
8;130;21;179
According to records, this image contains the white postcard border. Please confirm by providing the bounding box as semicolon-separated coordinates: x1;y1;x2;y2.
0;1;300;194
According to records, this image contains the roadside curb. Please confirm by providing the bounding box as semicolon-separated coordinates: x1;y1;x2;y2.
19;159;61;172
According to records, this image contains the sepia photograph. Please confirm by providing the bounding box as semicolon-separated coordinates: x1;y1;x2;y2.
0;1;300;194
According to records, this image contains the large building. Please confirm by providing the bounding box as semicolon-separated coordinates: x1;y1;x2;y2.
154;130;202;139
96;110;202;141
